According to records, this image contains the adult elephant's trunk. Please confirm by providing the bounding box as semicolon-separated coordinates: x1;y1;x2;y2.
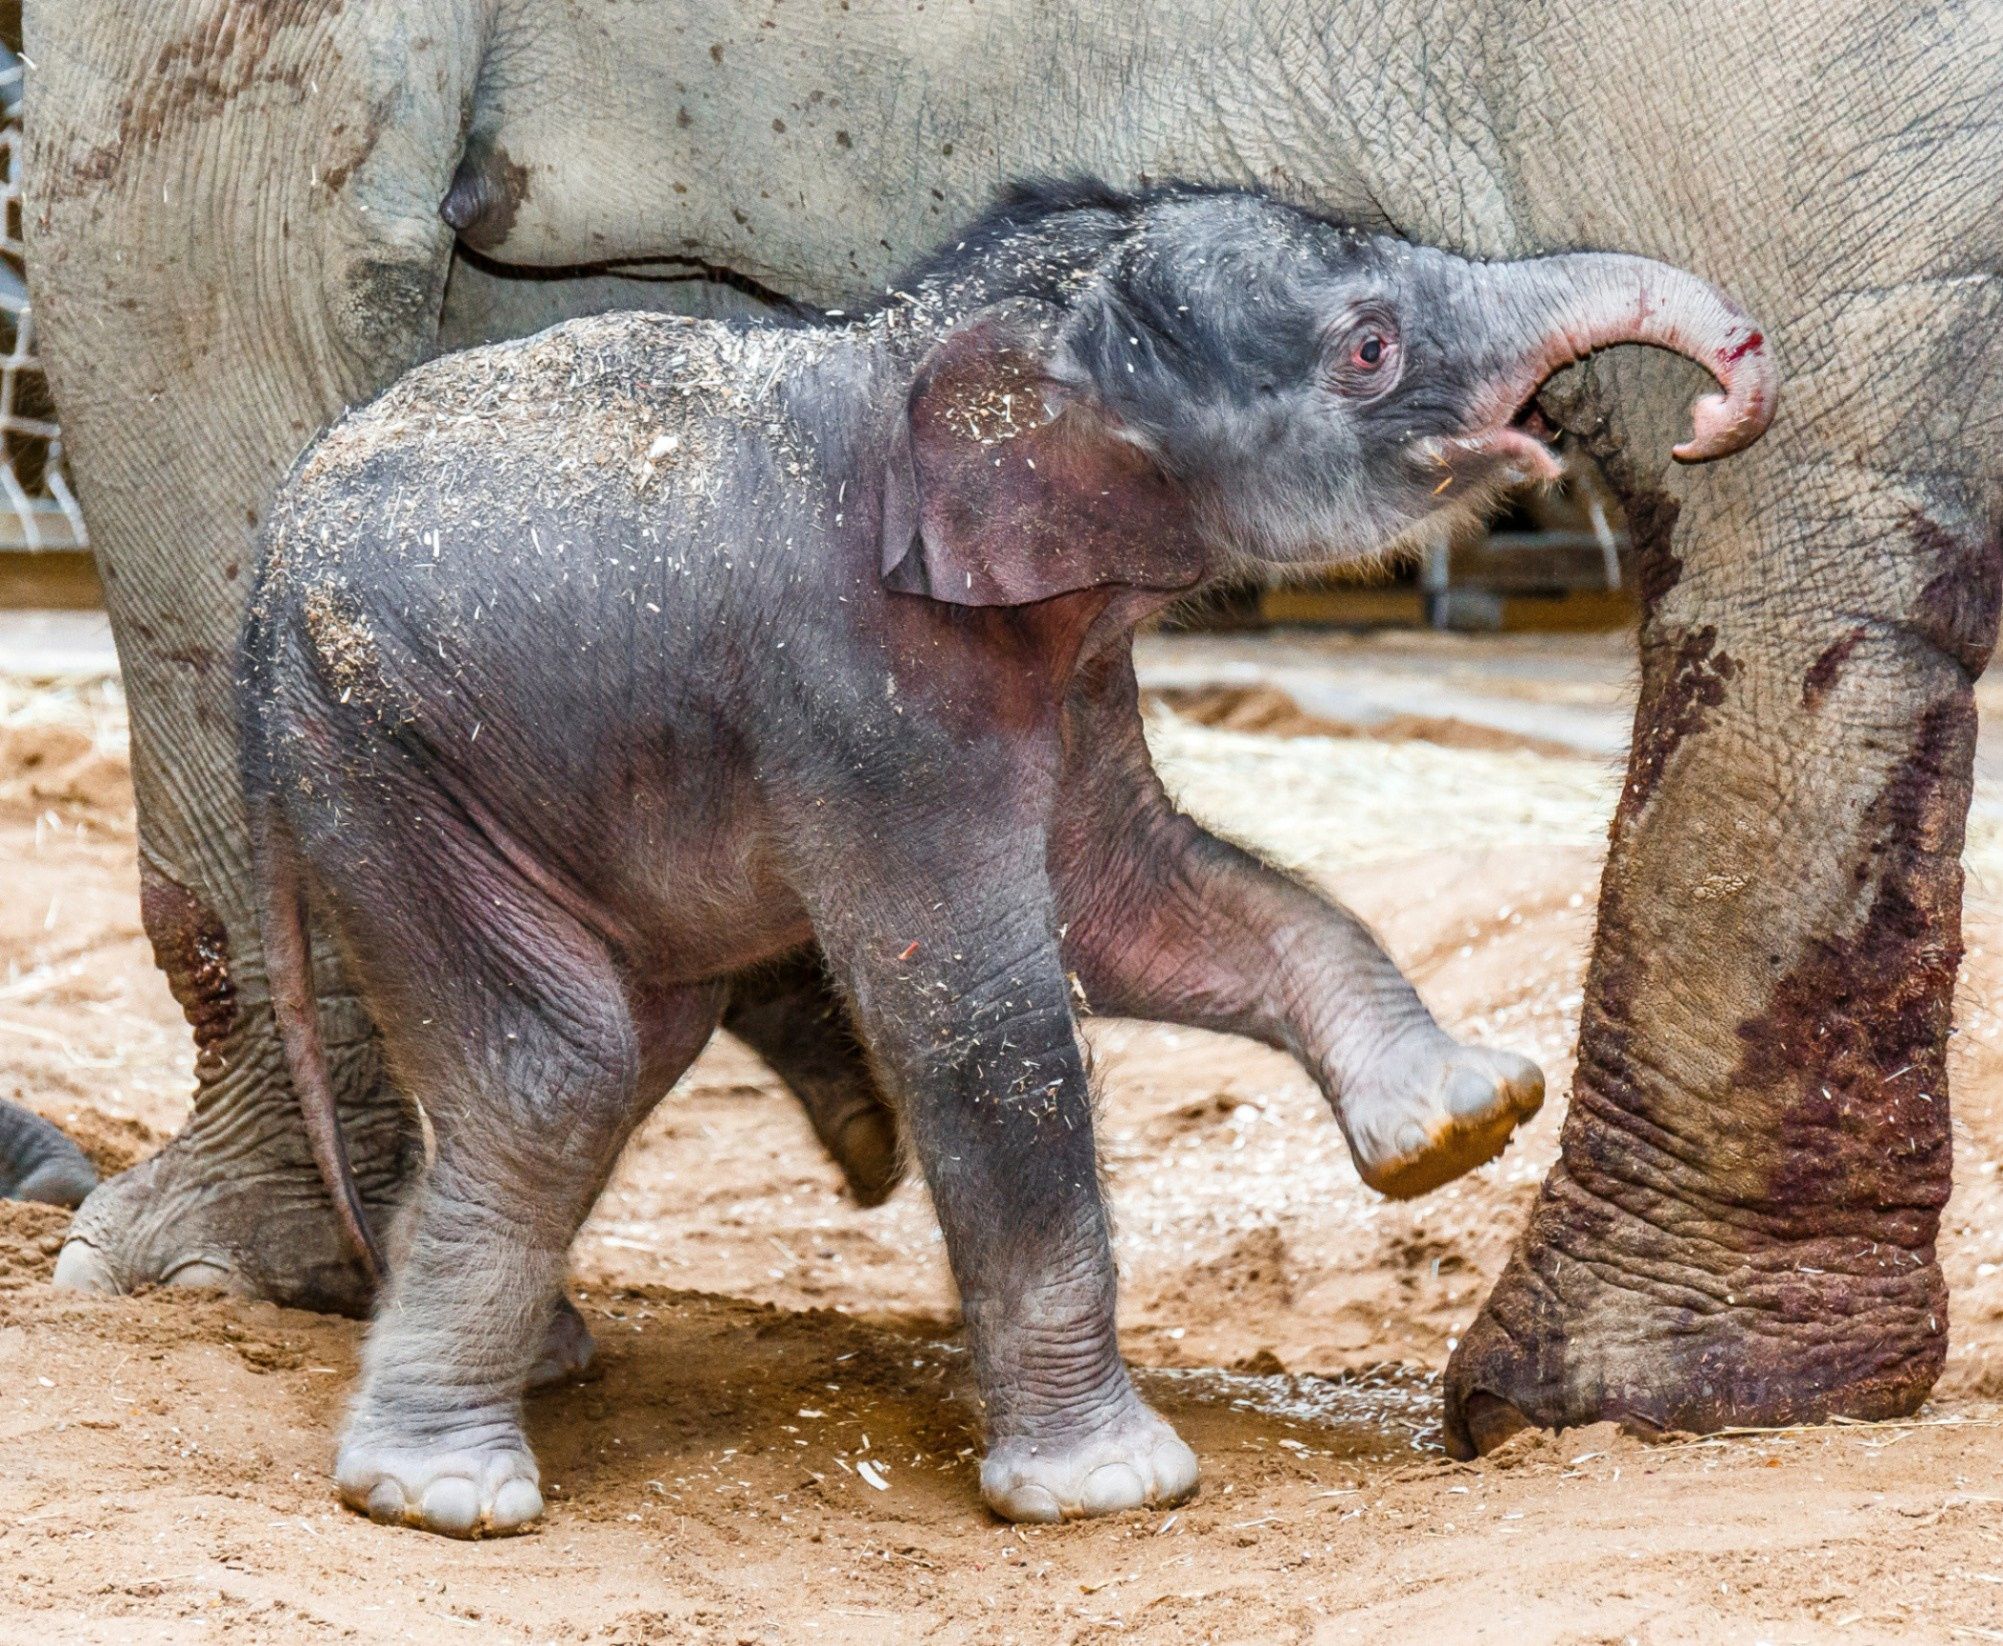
1467;253;1778;461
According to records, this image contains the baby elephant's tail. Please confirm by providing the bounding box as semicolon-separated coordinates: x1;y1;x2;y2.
247;791;384;1283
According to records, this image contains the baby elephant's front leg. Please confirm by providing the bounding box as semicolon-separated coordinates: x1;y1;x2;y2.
820;875;1195;1522
1052;664;1541;1196
1060;802;1543;1196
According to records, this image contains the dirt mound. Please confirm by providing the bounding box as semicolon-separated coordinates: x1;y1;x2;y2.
0;1199;70;1290
54;1107;166;1176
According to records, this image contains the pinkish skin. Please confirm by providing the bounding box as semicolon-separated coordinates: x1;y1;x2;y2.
1675;326;1773;460
1463;263;1778;467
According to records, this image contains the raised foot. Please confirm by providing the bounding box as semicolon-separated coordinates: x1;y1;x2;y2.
981;1402;1198;1523
824;1103;904;1208
336;1425;543;1537
1341;1039;1544;1200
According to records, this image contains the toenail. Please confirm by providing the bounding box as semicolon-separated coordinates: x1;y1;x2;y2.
996;1482;1062;1523
1081;1463;1144;1515
1395;1119;1429;1156
366;1479;408;1523
1153;1437;1200;1498
1445;1066;1500;1119
420;1476;481;1534
491;1478;544;1530
161;1258;235;1289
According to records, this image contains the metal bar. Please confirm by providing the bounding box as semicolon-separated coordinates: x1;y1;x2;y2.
0;92;89;559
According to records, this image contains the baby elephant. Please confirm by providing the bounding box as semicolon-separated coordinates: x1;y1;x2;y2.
240;178;1775;1536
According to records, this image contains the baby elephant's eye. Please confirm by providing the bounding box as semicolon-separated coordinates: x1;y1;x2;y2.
1329;314;1402;398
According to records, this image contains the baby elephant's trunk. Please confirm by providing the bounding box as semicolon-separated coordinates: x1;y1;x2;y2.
1473;252;1779;461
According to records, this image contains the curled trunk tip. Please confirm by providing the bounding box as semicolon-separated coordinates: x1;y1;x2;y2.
1496;253;1781;464
1672;322;1776;462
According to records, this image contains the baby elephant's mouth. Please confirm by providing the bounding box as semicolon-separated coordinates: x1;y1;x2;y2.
1512;402;1558;443
1425;399;1564;488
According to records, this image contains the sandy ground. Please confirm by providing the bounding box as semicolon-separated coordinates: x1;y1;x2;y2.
4;630;2003;1643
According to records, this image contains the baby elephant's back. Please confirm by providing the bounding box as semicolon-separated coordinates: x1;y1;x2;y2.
271;311;751;598
257;310;818;692
245;311;811;813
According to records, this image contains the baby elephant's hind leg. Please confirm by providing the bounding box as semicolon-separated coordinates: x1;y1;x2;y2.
724;949;904;1205
333;889;716;1538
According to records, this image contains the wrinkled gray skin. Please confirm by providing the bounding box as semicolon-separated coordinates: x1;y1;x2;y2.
22;0;2003;1460
240;182;1764;1534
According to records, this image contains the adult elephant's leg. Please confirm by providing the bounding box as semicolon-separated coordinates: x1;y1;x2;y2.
1443;325;2001;1448
25;0;484;1310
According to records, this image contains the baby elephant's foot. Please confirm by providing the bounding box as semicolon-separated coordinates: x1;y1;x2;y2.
981;1399;1199;1523
1342;1037;1544;1200
335;1420;544;1538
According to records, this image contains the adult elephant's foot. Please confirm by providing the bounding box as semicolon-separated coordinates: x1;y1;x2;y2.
53;1126;402;1316
1337;1034;1545;1201
53;996;423;1316
336;1415;543;1537
54;858;424;1311
1442;1157;1946;1456
980;1389;1199;1523
52;1121;597;1407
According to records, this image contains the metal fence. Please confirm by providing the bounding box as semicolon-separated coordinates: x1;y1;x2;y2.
0;45;86;553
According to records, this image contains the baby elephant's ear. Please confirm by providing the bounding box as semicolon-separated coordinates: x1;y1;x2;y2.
881;300;1209;606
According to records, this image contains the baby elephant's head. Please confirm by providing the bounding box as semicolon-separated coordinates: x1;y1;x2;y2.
881;182;1776;607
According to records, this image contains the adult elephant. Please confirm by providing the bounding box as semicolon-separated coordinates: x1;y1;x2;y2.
25;0;2000;1452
